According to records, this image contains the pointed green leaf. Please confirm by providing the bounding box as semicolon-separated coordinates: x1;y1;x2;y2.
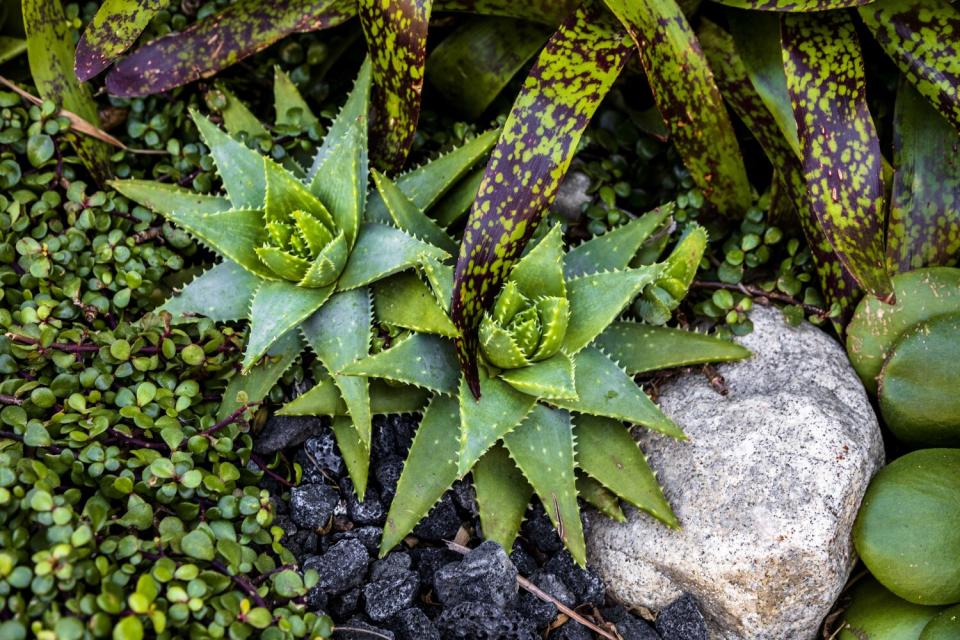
372;170;458;254
595;323;750;375
574;414;677;527
274;66;319;129
381;396;461;554
473;445;534;552
782;12;894;302
636;225;706;325
264;156;334;229
342;333;460;395
301;232;349;287
563;205;672;279
458;373;536;476
332;417;371;501
279;376;343;416
75;0;170;81
563;266;661;355
279;379;429;416
577;474;626;522
359;0;432;171
105;0;357;96
244;280;334;371
255;246;310;281
710;0;870;10
887;81;960;272
421;258;454;311
510;225;566;299
604;0;751;216
433;167;485;228
551;348;684;438
191;111;267;209
214;82;270;140
0;38;27;65
109;180;234;216
337;223;449;290
23;0;112;181
451;4;633;395
503;405;585;565
218;330;303;420
301;289;373;446
499;353;577;400
373;273;458;337
159;261;261;323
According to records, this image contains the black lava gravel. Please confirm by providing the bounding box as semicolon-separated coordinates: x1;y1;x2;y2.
261;413;708;639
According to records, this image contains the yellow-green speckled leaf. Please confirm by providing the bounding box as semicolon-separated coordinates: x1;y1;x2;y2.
75;0;170;81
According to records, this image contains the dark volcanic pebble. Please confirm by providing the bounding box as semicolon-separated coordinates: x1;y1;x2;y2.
363;570;419;622
328;525;382;553
435;601;538;640
412;493;461;541
516;590;557;628
299;430;346;479
330;587;361;619
290;483;338;530
390;608;440;640
604;605;661;640
531;571;576;608
341;479;386;526
371;552;412;580
374;454;404;502
254;415;325;454
544;552;606;606
655;594;708;640
305;539;369;595
554;622;594;640
433;540;518;609
521;504;564;553
338;617;395;640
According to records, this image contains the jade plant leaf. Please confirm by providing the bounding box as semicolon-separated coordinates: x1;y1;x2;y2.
595;323;751;374
359;0;433;171
563;205;672;279
159;261;262;324
75;0;170;81
781;11;894;302
457;373;537;476
472;445;534;551
451;1;633;395
840;578;945;640
859;0;960;134
604;0;751;217
921;605;960;639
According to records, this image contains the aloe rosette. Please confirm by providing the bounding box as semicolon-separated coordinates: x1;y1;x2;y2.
110;61;497;479
334;211;750;564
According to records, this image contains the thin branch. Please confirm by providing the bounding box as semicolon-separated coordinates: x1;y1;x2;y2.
0;395;22;406
202;402;259;437
332;627;393;640
249;453;294;487
210;560;267;608
6;332;99;353
107;428;166;450
0;430;63;454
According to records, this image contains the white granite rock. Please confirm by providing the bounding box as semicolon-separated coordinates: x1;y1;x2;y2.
586;306;884;639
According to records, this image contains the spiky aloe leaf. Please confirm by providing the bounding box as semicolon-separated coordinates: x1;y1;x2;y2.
381;396;460;555
342;333;460;395
427;17;553;119
244;281;334;371
577;474;626;522
107;180;234;215
563;205;672;279
781;12;894;302
859;0;960;133
212;82;271;141
218;330;303;421
573;415;677;527
433;168;485;228
191;111;267;210
332;417;371;500
473;445;534;551
23;0;112;182
159;261;261;324
552;347;684;438
498;353;577;400
562;266;661;355
371;170;458;254
451;2;633;395
421;258;454;311
594;323;750;374
74;0;168;81
373;273;458;337
274;67;319;129
603;0;751;217
887;81;960;271
709;0;870;10
359;0;432;171
312;129;367;249
635;225;706;325
105;0;356;96
337;223;450;290
503;406;585;565
457;373;537;476
309;58;372;180
278;379;430;416
300;289;373;447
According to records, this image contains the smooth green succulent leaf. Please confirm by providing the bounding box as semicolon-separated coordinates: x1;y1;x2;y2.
846;268;960;393
264;156;334;229
214;82;270;141
105;0;357;96
332;417;371;501
274;66;319;128
359;0;432;171
74;0;169;81
781;12;894;302
244;280;334;371
158;261;261;324
457;373;537;476
604;0;751;217
510;225;566;299
23;0;112;181
563;266;660;355
859;0;960;134
503;405;585;565
218;330;303;420
373;272;458;337
552;348;684;438
300;288;373;447
921;605;960;640
887;81;960;272
840;578;944;640
499;352;577;400
191;111;268;210
472;445;534;551
432;167;485;228
577;474;626;522
574;414;677;527
366;128;500;224
309;58;372;183
594;323;750;375
451;3;633;395
337;223;449;290
342;333;460;395
563;205;672;279
427;17;553;119
371;170;458;254
381;396;461;555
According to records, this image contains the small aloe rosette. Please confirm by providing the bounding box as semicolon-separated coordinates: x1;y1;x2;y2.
111;61;497;465
337;210;750;564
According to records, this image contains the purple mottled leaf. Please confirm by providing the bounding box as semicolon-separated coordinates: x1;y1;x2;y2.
75;0;169;81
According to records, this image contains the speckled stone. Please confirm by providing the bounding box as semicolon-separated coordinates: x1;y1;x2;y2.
587;306;884;639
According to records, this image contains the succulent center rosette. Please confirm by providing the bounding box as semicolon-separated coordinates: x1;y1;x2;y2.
257;202;349;288
479;279;569;370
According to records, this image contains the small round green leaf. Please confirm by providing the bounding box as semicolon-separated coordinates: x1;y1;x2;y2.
840;577;943;640
180;530;215;561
